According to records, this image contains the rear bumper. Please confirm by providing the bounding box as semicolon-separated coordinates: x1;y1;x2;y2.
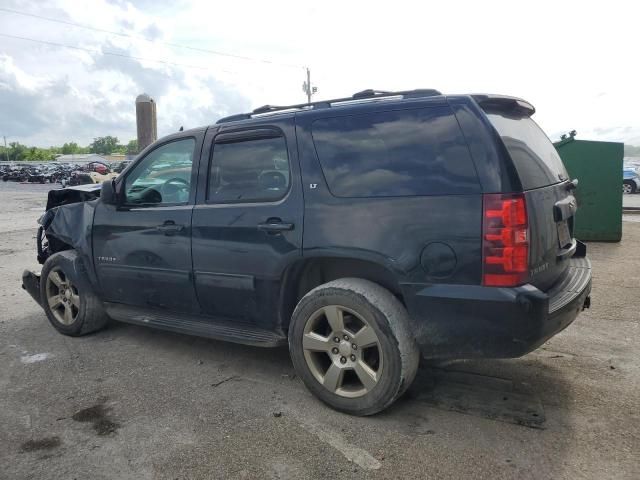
403;256;592;359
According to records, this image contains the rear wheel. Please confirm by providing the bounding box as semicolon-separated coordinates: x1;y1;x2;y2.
289;278;419;415
40;251;109;336
623;180;636;194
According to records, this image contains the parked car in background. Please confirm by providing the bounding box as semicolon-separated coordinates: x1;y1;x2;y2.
64;161;119;187
111;160;131;174
2;165;46;183
623;166;640;194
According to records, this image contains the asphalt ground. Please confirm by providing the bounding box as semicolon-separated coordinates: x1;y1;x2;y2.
1;181;638;479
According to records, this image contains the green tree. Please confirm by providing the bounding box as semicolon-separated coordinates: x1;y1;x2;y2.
89;136;120;155
7;142;28;161
61;142;80;154
24;147;55;161
125;139;138;155
113;144;127;155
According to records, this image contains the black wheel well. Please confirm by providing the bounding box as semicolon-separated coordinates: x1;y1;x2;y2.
279;257;403;332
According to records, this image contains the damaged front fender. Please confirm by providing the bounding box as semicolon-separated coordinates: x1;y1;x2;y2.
36;184;102;286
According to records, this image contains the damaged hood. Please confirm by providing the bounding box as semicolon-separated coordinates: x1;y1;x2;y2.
45;183;101;211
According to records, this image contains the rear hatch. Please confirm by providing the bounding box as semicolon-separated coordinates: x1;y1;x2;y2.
483;102;576;291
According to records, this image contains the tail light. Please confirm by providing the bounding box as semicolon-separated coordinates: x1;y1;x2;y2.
482;193;529;287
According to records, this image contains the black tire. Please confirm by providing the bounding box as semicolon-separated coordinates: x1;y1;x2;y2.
40;251;109;336
289;278;420;416
623;180;636;194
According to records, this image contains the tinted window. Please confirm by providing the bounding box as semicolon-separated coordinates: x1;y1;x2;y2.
311;107;479;197
208;136;290;203
124;138;195;205
487;113;568;189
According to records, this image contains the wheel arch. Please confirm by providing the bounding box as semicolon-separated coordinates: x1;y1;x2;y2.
41;249;100;301
278;253;405;333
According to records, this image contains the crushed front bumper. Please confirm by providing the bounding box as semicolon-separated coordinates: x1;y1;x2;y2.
22;270;42;307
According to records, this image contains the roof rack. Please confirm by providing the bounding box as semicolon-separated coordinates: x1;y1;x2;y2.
216;88;442;124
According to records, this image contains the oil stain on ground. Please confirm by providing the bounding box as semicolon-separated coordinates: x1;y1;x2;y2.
20;436;61;452
72;403;120;436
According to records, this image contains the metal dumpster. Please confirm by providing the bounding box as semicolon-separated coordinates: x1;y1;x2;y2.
554;136;623;242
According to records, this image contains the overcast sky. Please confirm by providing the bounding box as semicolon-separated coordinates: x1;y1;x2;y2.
0;0;638;147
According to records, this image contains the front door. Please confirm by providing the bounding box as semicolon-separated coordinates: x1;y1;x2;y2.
191;120;303;331
93;134;202;312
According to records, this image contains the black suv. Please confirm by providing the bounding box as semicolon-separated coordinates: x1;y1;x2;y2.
23;89;592;415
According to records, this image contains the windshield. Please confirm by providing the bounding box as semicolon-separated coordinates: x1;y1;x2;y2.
487;113;568;189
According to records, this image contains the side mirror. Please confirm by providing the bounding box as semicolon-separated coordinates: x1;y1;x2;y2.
101;179;118;205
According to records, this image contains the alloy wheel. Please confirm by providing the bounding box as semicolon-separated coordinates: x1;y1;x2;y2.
45;267;80;325
302;305;383;398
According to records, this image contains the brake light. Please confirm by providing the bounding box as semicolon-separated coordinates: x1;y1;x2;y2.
482;193;529;287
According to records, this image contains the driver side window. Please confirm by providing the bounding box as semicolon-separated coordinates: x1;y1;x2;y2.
124;138;195;206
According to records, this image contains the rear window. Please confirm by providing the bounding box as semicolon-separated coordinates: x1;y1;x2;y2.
311;107;480;197
487;113;568;190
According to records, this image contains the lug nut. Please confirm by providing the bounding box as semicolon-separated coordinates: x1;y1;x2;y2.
343;335;349;341
334;337;340;343
350;354;356;361
340;356;347;364
352;344;357;350
332;347;339;354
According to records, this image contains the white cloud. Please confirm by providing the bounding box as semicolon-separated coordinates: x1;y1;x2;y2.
0;0;638;146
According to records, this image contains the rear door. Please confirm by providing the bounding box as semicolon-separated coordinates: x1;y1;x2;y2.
191;118;303;331
486;112;575;290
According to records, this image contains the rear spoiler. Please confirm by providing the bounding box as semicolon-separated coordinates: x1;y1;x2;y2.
471;94;535;117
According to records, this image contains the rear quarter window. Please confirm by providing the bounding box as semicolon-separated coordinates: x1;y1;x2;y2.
311;106;480;197
487;113;568;190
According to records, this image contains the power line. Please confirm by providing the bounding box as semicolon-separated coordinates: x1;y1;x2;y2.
0;32;241;74
0;6;304;70
0;32;318;104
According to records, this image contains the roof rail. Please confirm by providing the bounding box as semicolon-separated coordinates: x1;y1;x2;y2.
216;88;442;124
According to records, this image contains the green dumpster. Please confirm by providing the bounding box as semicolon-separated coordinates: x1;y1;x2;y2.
554;136;623;242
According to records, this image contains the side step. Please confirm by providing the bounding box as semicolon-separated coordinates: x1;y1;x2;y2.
104;303;287;348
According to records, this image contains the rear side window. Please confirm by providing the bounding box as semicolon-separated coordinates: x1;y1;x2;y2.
487;113;568;190
208;136;290;203
311;107;480;197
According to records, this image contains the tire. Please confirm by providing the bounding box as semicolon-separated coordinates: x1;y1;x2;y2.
40;251;109;336
623;180;636;194
289;278;420;416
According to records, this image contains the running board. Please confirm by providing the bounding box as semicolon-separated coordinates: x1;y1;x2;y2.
104;303;287;348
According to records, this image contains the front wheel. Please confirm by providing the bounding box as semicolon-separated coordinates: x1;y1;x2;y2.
289;278;419;416
40;251;109;336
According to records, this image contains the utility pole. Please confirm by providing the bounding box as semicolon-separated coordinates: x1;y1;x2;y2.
3;136;7;162
302;68;317;104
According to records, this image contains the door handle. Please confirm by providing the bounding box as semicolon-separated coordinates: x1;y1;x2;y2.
257;218;294;233
156;221;184;235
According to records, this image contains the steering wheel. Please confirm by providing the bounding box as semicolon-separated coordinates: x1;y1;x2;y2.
160;177;189;203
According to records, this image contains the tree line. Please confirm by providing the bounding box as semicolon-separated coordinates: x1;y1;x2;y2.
0;137;138;162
